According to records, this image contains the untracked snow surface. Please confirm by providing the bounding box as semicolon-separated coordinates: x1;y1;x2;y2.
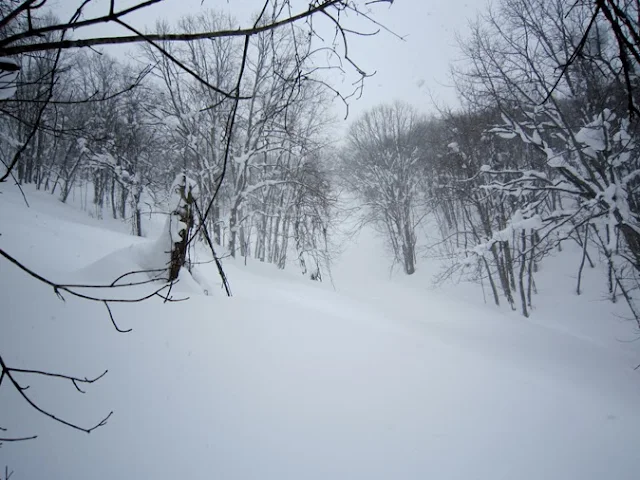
2;184;640;479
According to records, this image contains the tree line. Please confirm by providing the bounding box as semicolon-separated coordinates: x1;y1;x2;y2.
5;0;638;314
340;0;640;324
0;8;337;279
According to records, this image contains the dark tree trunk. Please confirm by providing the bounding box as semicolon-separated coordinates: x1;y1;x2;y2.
168;176;196;282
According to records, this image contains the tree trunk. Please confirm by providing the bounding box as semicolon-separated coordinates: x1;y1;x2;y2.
519;230;529;317
168;176;196;282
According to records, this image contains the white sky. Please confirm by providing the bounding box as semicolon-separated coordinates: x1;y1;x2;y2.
336;0;488;118
52;0;488;120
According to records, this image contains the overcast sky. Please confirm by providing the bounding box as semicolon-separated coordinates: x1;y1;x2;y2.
53;0;488;120
336;0;488;117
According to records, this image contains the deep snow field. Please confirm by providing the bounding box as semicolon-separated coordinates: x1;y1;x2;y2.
2;183;640;479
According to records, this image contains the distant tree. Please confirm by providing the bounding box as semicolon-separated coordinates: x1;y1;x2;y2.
341;101;430;275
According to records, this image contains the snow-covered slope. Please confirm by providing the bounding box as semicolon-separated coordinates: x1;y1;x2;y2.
2;185;640;479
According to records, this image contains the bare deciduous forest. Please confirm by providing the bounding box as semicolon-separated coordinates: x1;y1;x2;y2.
2;0;640;478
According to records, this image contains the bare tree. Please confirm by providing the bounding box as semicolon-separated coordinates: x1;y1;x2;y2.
428;0;640;321
341;101;430;275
